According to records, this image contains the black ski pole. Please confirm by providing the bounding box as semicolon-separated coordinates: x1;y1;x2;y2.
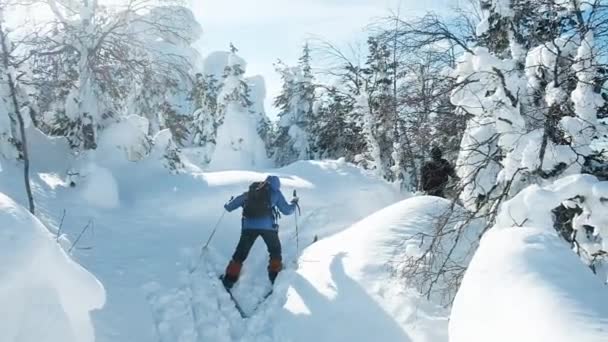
203;210;226;250
190;208;227;273
293;190;301;258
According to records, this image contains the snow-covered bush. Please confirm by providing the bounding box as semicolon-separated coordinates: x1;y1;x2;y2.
391;197;483;306
151;129;185;174
450;173;608;341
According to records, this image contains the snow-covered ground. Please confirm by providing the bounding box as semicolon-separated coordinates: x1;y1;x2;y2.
3;129;608;342
144;196;477;342
0;130;408;342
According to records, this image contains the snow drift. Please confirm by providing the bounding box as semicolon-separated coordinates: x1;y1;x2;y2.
0;193;105;342
274;196;481;342
450;174;608;342
450;228;608;342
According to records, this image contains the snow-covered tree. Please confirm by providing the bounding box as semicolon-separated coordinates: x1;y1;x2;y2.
451;0;608;211
207;47;269;170
313;87;366;161
187;73;221;165
35;1;201;152
190;73;220;146
312;37;402;178
362;37;398;178
272;44;316;166
372;0;608;301
443;0;608;285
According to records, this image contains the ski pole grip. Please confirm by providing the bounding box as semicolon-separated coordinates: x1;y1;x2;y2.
224;196;234;207
293;189;301;214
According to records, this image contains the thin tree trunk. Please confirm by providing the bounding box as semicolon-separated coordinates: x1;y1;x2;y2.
0;22;35;215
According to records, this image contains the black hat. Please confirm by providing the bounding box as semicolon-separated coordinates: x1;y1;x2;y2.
431;146;442;159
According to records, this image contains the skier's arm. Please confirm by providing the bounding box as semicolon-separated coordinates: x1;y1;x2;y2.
275;192;296;215
224;193;246;212
446;161;459;179
420;165;429;190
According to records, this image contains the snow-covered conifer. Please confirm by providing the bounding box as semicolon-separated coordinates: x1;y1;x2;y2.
272;44;316;166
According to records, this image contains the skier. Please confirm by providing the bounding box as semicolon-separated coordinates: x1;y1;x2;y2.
420;146;458;198
221;175;298;289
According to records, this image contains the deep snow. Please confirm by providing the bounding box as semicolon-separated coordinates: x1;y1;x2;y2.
0;192;105;342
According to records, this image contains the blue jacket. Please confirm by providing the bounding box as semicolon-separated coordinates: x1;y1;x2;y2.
224;175;296;230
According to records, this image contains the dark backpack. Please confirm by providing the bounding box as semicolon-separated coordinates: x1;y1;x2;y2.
242;181;272;218
421;159;450;191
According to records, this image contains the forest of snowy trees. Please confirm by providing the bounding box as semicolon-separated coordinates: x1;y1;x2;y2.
2;0;608;304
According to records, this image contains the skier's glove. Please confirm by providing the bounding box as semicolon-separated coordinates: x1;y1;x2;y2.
291;196;299;205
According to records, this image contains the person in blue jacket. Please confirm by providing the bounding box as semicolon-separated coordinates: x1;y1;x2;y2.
221;175;298;289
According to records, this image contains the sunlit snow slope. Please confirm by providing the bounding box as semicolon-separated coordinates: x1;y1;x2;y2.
274;196;468;342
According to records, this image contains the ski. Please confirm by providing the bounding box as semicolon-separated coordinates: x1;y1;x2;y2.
219;275;247;318
247;289;273;314
218;275;276;318
226;287;248;319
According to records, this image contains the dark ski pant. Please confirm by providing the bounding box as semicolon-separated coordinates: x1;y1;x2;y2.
223;229;282;288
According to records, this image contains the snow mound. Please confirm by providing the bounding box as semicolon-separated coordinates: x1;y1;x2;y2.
274;196;478;342
97;115;151;163
80;164;120;209
0;192;105;342
495;174;608;235
495;174;608;279
207;102;269;170
450;227;608;342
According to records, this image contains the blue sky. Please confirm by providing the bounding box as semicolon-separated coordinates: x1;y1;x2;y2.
189;0;453;118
